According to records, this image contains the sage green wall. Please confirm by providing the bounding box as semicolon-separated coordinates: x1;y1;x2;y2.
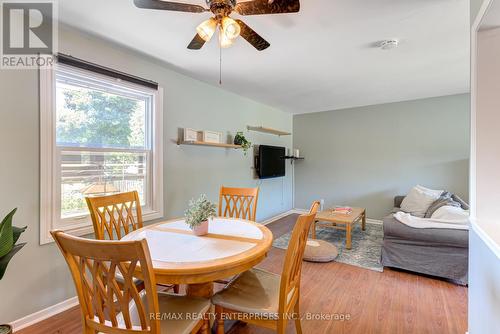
293;94;470;219
0;25;293;323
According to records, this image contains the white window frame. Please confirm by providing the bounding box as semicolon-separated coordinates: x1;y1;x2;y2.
40;64;163;245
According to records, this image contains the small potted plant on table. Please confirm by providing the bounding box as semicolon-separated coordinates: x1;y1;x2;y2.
0;208;28;334
185;195;217;236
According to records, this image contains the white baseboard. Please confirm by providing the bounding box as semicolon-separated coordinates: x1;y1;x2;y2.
10;296;78;331
366;218;383;225
290;208;308;214
259;210;298;225
259;208;326;225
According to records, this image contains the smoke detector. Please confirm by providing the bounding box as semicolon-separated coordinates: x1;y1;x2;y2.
379;39;399;50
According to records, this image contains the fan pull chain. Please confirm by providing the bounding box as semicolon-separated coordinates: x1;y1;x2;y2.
219;44;222;85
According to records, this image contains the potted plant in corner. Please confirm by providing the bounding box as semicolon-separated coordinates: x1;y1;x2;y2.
0;208;27;334
233;131;252;156
185;195;217;236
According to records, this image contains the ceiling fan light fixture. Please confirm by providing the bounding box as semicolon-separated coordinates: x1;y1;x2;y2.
219;27;234;48
221;16;241;40
196;18;217;42
135;0;300;51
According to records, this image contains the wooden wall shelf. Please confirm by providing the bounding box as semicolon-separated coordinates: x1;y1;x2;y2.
284;156;305;164
177;140;242;149
247;126;291;136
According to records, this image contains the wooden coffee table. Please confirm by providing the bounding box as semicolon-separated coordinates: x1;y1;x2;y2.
311;207;366;250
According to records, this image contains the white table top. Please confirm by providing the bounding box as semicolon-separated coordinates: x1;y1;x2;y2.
122;217;272;267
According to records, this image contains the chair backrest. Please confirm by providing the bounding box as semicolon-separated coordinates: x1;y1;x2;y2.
51;230;160;334
218;186;259;221
86;191;143;240
278;210;317;318
309;200;321;215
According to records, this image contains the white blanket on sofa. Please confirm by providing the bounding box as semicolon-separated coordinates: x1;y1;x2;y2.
394;206;470;230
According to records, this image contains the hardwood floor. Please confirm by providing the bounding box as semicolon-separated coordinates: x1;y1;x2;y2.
16;214;468;334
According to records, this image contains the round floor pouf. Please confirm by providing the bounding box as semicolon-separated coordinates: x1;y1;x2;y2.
0;325;12;334
303;239;338;262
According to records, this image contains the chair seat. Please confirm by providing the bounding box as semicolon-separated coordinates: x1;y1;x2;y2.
156;293;210;334
212;268;282;320
116;271;176;293
115;271;144;287
108;292;210;334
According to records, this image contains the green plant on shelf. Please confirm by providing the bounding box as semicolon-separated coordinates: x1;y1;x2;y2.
233;131;252;155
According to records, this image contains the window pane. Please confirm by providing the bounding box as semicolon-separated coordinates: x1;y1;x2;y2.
60;150;148;219
56;82;147;149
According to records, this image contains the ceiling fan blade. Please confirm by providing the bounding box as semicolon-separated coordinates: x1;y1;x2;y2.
134;0;207;13
236;20;270;51
187;33;206;50
235;0;300;15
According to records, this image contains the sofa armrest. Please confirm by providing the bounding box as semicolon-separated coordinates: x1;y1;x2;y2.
394;195;406;208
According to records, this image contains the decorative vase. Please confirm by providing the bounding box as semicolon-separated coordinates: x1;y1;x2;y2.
192;220;209;236
0;325;12;334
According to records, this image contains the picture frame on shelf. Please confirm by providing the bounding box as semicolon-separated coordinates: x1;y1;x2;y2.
183;128;198;142
201;130;223;144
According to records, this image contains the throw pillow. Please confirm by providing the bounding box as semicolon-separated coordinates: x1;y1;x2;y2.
400;185;443;218
415;185;444;198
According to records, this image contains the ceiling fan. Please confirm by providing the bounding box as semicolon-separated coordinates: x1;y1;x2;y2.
133;0;300;51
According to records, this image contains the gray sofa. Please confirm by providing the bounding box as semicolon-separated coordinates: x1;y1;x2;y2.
381;196;469;285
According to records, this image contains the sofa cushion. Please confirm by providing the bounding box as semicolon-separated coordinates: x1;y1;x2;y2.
383;214;468;248
394;196;406;208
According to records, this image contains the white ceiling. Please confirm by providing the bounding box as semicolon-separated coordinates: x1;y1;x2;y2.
58;0;470;114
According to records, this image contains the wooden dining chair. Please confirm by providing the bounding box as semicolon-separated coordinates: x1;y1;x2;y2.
85;191;143;241
212;209;318;334
86;191;179;293
51;230;210;334
218;186;259;222
215;186;260;285
309;200;321;216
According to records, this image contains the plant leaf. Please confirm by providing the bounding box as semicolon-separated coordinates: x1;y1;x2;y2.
0;243;25;280
13;226;27;245
0;208;16;258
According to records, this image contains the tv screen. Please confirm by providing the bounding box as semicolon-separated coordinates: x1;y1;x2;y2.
257;145;286;179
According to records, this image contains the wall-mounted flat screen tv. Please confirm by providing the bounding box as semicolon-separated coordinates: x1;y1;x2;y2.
256;145;286;179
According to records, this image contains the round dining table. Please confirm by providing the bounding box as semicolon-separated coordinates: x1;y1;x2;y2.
122;217;273;298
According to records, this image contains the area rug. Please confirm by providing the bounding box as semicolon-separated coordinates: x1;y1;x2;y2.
273;222;384;272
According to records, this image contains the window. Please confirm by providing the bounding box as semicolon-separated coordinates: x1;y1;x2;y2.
40;63;163;244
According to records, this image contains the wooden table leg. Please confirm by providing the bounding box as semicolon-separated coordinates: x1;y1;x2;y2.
186;282;214;298
346;223;352;249
187;282;218;331
311;220;317;239
362;210;366;231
